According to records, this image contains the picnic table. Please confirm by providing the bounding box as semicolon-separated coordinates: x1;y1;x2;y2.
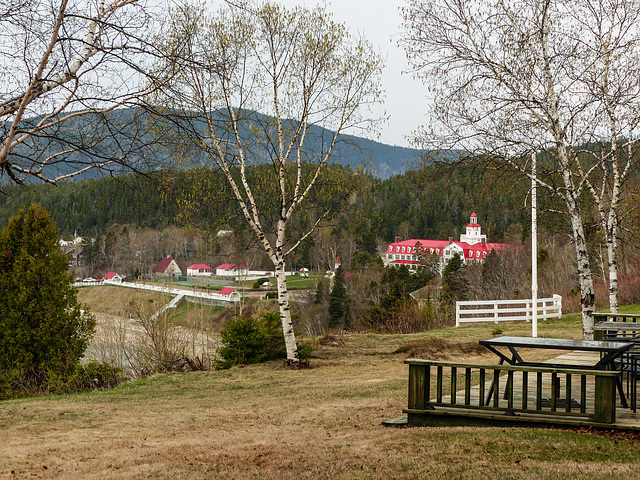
479;336;635;407
593;312;640;323
593;321;640;341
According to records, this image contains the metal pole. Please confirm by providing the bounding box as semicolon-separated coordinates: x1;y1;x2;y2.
532;152;538;337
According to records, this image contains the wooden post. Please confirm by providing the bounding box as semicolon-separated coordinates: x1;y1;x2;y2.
594;374;617;423
408;364;426;410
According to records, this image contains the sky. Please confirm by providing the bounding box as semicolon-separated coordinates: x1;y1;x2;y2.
277;0;428;148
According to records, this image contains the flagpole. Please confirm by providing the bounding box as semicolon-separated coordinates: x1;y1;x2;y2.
532;151;538;338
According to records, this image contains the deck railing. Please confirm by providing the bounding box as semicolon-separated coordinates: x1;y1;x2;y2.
593;312;640;324
455;295;562;327
404;359;620;424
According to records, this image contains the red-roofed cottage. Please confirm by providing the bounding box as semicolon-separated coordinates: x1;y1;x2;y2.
156;256;182;276
103;272;122;282
187;264;213;276
382;213;512;272
216;263;249;277
219;286;241;301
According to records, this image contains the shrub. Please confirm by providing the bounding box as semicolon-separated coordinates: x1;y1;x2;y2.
216;313;313;369
253;278;269;289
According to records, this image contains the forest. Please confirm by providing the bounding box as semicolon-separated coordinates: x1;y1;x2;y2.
1;160;639;336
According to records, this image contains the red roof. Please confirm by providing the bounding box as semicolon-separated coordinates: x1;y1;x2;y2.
217;263;246;270
188;264;211;270
387;238;513;260
104;272;119;279
156;256;175;273
219;287;236;296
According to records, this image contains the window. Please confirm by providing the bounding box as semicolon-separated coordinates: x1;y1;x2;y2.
476;251;480;258
396;246;400;253
402;246;405;253
436;249;439;254
483;252;487;258
430;248;434;254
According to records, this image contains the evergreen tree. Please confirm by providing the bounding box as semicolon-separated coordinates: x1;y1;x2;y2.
328;265;348;329
441;253;469;304
0;204;95;398
314;280;325;304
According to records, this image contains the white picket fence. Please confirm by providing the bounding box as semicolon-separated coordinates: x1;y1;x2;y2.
455;294;562;327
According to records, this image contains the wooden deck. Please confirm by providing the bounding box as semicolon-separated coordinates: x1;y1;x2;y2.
386;351;640;430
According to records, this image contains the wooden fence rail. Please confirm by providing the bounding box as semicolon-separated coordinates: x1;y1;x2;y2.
404;359;620;425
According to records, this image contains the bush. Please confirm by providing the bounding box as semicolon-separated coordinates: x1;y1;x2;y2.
253;278;269;289
216;313;313;369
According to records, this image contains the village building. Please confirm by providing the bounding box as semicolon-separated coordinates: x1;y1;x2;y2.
382;213;511;271
103;272;123;282
216;263;249;277
155;256;182;276
219;286;241;302
186;264;213;276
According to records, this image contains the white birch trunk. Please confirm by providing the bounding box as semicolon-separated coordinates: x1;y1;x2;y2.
566;193;595;339
274;256;300;364
607;221;619;314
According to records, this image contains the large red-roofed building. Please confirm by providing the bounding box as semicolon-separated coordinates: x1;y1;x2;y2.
382;213;513;271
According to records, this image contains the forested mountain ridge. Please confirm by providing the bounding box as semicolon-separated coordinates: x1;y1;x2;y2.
5;107;432;183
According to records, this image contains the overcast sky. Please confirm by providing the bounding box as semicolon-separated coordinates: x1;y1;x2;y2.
277;0;428;148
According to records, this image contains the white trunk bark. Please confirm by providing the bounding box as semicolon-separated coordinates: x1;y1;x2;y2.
607;222;619;314
274;256;300;364
567;197;595;339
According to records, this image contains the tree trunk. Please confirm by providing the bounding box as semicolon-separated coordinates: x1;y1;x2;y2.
274;256;300;364
566;195;595;339
607;222;619;314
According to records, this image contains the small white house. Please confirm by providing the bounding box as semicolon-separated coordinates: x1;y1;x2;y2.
104;272;122;282
187;264;213;276
219;286;240;302
216;263;249;277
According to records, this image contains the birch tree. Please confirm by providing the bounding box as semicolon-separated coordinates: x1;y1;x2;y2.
0;0;161;188
153;2;383;363
402;0;640;338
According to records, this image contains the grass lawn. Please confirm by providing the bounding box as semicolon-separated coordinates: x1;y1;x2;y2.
1;313;640;479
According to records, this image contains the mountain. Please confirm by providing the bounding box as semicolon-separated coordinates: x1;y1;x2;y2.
5;108;442;182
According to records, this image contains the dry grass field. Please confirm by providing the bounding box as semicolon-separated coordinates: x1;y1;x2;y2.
2;306;640;479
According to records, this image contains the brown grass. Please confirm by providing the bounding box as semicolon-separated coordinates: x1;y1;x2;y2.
77;286;172;317
1;309;640;479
